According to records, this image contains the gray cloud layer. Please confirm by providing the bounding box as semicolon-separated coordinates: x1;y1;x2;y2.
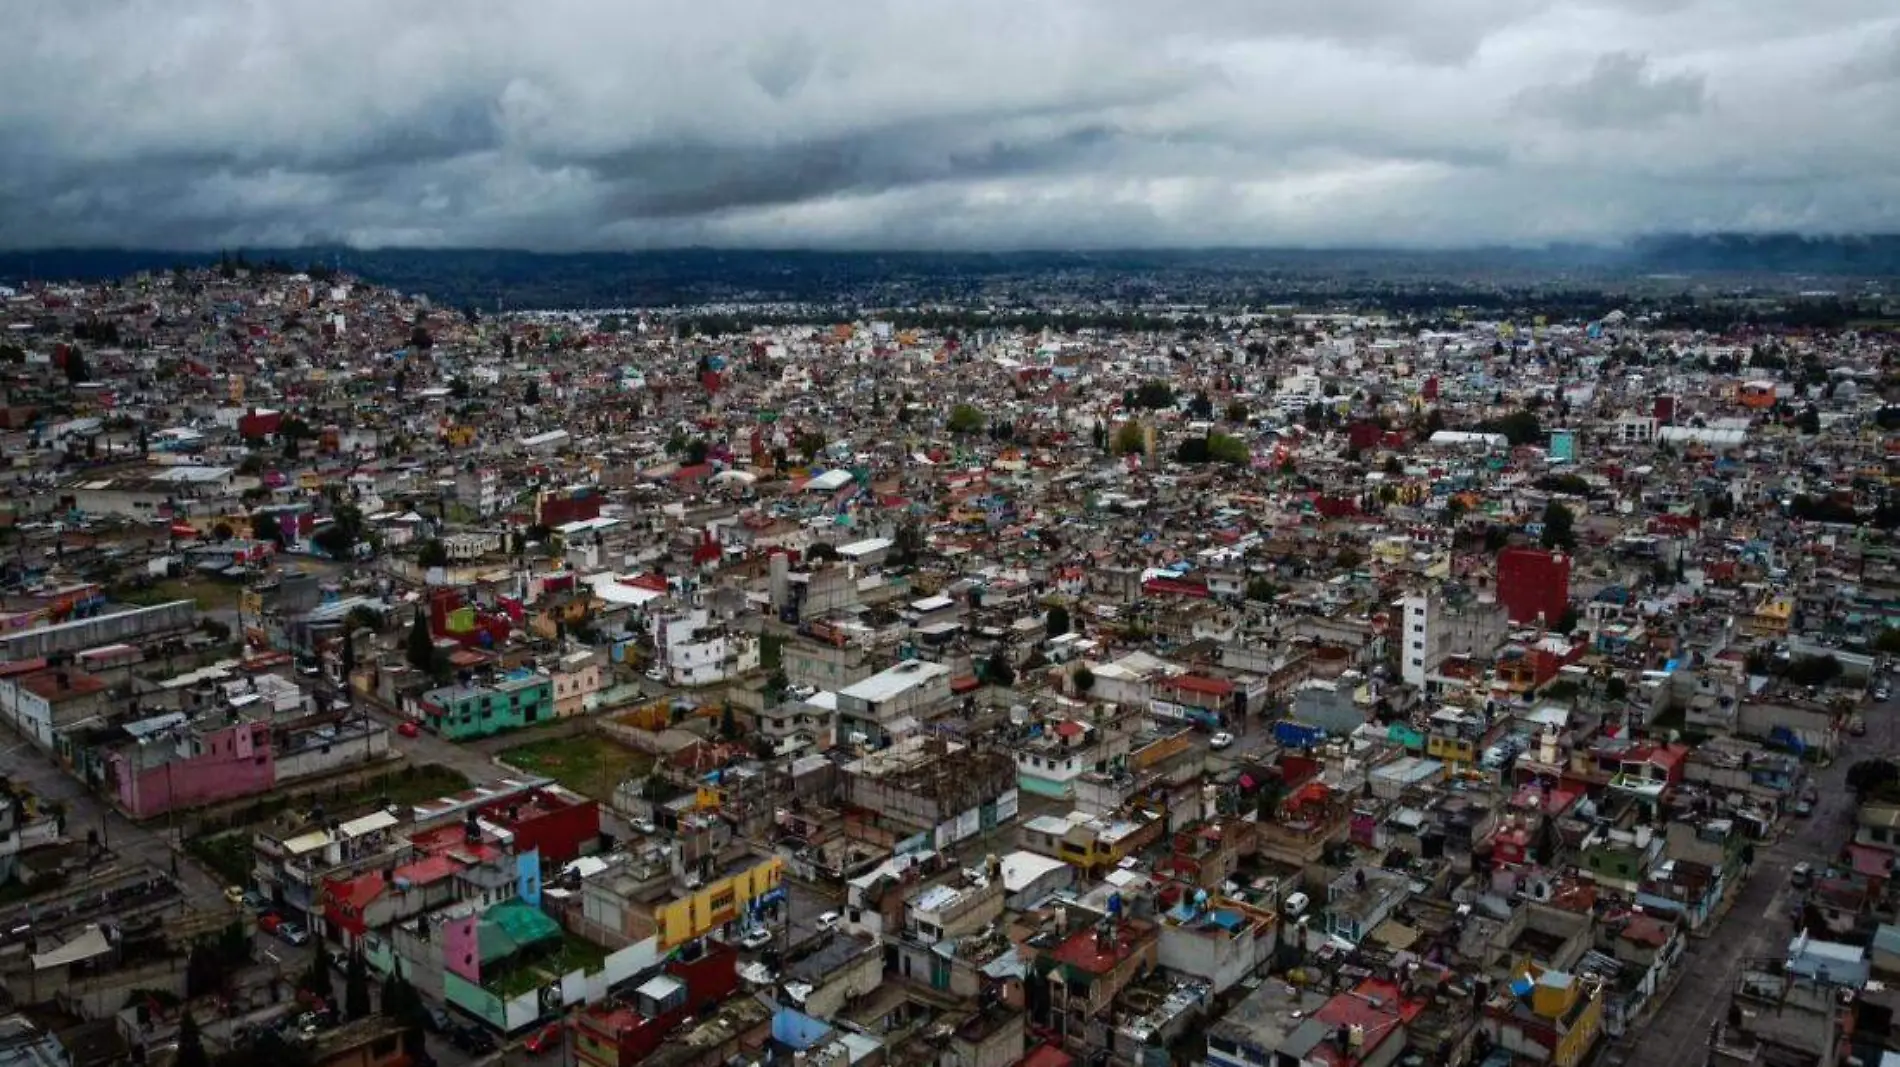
1;0;1897;250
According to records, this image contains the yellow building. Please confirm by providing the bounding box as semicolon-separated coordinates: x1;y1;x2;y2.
653;856;785;949
1484;966;1604;1067
1742;595;1794;639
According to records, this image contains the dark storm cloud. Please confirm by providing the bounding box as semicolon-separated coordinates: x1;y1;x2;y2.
0;0;1896;249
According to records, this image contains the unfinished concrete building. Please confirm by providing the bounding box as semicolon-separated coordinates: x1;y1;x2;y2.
839;736;1019;847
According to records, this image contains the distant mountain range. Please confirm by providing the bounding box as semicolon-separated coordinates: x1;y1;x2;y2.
0;234;1895;310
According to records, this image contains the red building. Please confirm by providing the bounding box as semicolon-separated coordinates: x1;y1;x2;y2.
1497;547;1571;626
237;407;284;440
479;787;599;866
536;490;602;528
574;943;739;1067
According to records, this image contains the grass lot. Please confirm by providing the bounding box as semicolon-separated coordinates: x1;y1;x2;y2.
119;577;244;611
192;763;471;837
496;734;650;802
489;931;613;997
188;832;254;887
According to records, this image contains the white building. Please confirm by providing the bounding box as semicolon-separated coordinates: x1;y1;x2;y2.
650;606;759;688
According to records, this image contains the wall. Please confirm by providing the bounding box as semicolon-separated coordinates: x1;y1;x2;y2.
274;729;392;782
114;721;276;818
799;945;884;1021
1498;549;1572;627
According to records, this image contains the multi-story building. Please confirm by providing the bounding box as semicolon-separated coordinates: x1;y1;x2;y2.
550;649;604;718
1397;588;1507;690
835;659;953;746
649;606;760;688
1497;547;1573;627
455;467;501;518
418;669;554;740
107;714;275;819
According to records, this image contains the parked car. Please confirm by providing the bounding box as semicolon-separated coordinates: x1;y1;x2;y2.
1208;732;1235;750
739;927;774;951
423;1005;452;1033
1876;685;1892;703
1850;715;1868;736
397;721;420;738
525;1022;564;1055
257;912;284;934
451;1025;498;1054
632;818;658;835
240;890;268;912
223;885;245;906
815;911;842;933
277;921;311;946
1793;797;1815;818
1792;862;1814;888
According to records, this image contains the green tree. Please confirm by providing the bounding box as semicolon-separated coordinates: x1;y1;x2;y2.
946;403;985;435
1224;401;1249;423
1046;604;1071;639
1849;759;1899;798
1796;404;1821;435
416;539;449;568
406;610;435;673
1246;577;1278;602
176;1011;210;1067
311;504;367;560
1541;500;1577;551
301;951;333;1001
1133;381;1176;409
525;381;542;405
1604;676;1628;701
1073;663;1095;695
1876;628;1900;655
1112;421;1146;455
344;949;372;1019
984;648;1016;688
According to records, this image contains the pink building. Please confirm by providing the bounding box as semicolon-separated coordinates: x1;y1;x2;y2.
109;719;275;819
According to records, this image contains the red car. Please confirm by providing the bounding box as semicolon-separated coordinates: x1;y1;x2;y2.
257;912;284;934
397;721;420;738
524;1022;564;1055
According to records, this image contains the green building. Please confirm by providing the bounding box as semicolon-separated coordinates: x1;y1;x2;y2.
420;670;554;741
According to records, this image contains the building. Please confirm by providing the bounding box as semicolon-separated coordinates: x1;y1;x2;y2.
1497;548;1572;627
455;468;501;516
418;669;554;740
107;715;275;819
573;943;740;1067
1482;967;1605;1067
1397;589;1507;690
835;660;953;745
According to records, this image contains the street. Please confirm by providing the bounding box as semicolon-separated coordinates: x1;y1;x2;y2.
1619;691;1900;1067
0;740;227;910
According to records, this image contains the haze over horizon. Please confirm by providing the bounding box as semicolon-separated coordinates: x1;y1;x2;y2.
3;1;1898;253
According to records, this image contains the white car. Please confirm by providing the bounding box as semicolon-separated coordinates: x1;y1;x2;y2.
1209;732;1235;750
814;911;842;933
631;818;658;835
739;927;773;950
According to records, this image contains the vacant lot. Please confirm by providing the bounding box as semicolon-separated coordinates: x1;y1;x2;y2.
497;734;650;802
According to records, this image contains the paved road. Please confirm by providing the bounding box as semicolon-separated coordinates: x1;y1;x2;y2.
1621;693;1900;1067
0;737;228;909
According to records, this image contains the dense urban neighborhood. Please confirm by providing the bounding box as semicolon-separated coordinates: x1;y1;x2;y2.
0;262;1896;1067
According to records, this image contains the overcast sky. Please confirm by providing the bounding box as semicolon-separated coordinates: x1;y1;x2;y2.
2;0;1897;250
